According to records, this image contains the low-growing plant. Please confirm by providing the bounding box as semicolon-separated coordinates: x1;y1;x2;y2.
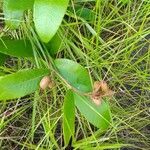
0;0;149;149
0;0;113;149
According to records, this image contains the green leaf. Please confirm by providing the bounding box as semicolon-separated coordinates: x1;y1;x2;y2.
0;53;7;66
0;72;6;76
0;38;33;57
33;0;69;43
4;9;23;29
55;59;92;93
3;0;34;29
63;90;75;146
76;7;95;21
3;0;23;29
0;69;49;100
6;0;34;10
68;5;95;21
74;92;111;129
45;32;62;57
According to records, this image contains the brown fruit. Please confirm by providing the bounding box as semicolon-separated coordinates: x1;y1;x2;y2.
91;80;114;105
40;76;53;90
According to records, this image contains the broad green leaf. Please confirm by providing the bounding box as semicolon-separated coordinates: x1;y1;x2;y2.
0;68;7;76
75;7;95;21
0;38;33;57
63;90;75;146
3;0;23;29
54;59;92;93
74;92;111;129
6;0;34;10
0;69;49;100
3;0;34;29
45;32;62;57
0;53;7;66
0;72;6;76
68;5;95;21
33;0;69;43
4;9;23;29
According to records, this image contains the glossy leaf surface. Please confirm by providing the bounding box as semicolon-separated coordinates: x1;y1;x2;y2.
55;59;92;93
33;0;69;43
0;38;33;57
6;0;34;10
74;92;111;129
0;69;49;100
3;0;34;28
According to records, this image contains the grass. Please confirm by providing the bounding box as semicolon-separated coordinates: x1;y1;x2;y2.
0;0;150;149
